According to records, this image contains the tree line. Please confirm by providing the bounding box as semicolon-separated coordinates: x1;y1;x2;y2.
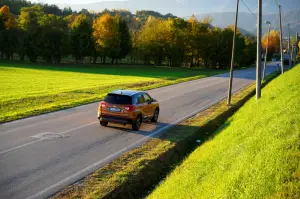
0;2;260;69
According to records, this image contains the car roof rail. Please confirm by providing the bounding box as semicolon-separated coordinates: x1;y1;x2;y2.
111;88;124;93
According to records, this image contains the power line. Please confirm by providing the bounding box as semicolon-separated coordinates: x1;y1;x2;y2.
273;1;288;24
280;7;288;23
240;0;256;18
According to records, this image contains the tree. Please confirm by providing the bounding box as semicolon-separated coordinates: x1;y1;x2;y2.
62;7;73;17
93;13;119;64
0;5;17;28
118;16;132;61
0;0;33;15
18;5;44;62
38;14;68;63
0;5;19;59
42;4;62;16
164;18;188;67
69;14;92;64
240;36;256;67
92;13;131;64
136;16;169;65
262;30;280;57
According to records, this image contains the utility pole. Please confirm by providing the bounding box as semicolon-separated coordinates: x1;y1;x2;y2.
294;32;299;64
227;0;239;105
263;21;271;81
256;0;262;100
296;32;299;62
288;23;292;68
291;42;294;66
278;5;284;74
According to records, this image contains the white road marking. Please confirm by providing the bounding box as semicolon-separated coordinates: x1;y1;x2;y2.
0;140;42;155
26;95;227;199
0;122;98;155
0;109;95;136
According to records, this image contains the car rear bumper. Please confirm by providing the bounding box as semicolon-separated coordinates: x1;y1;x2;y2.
99;115;133;124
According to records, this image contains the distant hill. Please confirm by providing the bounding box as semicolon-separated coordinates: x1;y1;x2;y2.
3;0;299;37
56;0;299;17
56;0;299;37
192;8;300;37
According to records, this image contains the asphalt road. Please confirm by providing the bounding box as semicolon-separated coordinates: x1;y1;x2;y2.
0;63;279;199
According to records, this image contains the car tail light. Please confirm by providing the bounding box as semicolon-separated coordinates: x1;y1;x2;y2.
99;101;106;110
125;105;136;112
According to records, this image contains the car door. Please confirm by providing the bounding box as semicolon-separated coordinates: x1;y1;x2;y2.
135;93;148;118
143;93;155;118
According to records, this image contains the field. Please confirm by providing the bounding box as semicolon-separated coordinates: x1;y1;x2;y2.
0;62;226;123
147;65;300;199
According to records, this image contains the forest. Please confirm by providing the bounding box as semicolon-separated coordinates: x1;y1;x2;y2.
0;0;263;68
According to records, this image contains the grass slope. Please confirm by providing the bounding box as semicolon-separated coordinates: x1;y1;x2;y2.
148;65;300;199
0;62;225;123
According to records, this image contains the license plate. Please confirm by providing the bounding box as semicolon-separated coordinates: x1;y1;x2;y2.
109;107;122;112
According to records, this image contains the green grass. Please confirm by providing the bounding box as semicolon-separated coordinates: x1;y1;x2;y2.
147;65;300;199
0;62;225;123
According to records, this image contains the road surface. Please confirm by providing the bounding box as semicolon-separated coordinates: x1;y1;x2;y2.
0;63;279;199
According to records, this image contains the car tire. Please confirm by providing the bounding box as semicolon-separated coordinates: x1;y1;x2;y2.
100;121;108;127
151;109;159;123
132;115;142;131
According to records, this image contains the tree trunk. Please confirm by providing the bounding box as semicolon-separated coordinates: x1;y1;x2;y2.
19;53;25;61
93;56;97;64
196;60;200;67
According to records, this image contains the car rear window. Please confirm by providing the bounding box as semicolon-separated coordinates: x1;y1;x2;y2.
104;94;132;105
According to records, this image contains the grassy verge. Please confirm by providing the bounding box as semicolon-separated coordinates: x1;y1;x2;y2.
0;62;226;123
52;70;280;199
148;65;300;199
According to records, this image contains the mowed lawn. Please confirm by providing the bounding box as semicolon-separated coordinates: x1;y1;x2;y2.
0;62;225;122
147;65;300;199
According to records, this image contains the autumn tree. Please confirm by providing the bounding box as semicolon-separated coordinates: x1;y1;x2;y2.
69;14;92;64
0;5;19;59
136;16;169;65
262;30;280;57
0;2;257;67
92;13;131;64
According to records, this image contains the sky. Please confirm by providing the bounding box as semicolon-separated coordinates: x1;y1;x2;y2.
31;0;115;4
29;0;299;17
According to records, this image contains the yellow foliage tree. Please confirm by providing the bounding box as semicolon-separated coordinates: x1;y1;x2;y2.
0;5;16;29
262;30;280;55
92;13;119;50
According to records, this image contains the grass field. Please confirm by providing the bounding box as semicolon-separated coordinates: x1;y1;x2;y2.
0;62;226;123
147;65;300;199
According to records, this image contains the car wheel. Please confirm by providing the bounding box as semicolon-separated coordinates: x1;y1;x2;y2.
151;109;159;123
132;115;142;131
100;121;108;127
